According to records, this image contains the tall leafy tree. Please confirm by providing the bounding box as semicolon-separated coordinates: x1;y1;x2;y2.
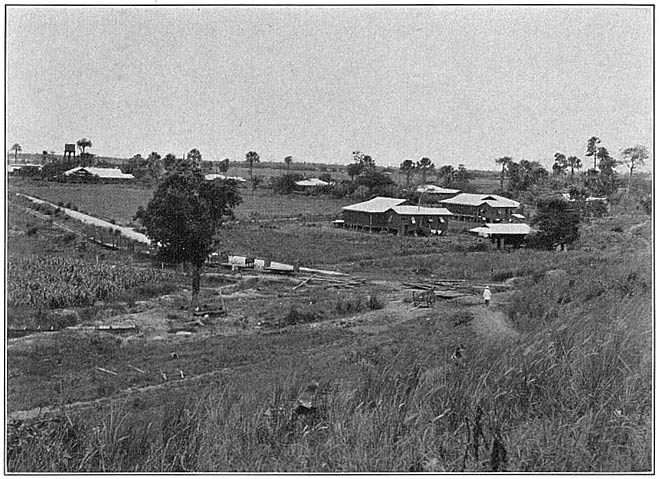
508;160;548;192
596;146;611;167
348;150;375;180
246;151;260;180
437;164;456;188
353;151;375;170
586;136;600;169
416;157;435;184
347;162;364;181
284;155;293;174
530;198;580;249
218;158;231;173
10;143;21;162
453;164;473;190
620;145;649;190
77;138;92;155
147;151;164;180
494;156;513;190
399;159;416;187
163;153;178;171
566;155;582;182
187;148;202;166
552;153;568;176
596;153;618;196
134;159;241;308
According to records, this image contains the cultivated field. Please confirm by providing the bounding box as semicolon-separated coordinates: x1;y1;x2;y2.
5;177;653;472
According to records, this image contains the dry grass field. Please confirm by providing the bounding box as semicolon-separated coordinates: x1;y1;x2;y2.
5;177;652;472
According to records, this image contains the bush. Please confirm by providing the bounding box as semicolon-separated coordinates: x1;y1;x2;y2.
271;174;304;195
280;307;322;327
367;293;384;310
329;181;356;199
448;310;473;326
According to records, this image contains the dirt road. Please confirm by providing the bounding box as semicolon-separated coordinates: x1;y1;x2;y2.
16;193;150;244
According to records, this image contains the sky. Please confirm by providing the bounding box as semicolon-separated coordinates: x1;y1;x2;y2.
5;6;653;170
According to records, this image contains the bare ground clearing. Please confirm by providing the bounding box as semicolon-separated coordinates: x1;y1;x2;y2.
8;276;517;421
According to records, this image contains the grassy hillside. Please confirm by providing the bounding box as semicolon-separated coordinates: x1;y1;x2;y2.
5;186;652;472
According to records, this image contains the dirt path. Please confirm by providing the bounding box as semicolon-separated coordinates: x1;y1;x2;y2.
16;193;150;244
470;304;518;343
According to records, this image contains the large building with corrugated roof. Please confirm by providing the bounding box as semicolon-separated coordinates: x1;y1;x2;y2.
339;197;452;236
439;193;520;223
63;166;135;182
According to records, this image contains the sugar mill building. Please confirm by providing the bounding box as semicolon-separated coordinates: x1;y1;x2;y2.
337;197;452;236
439;193;520;223
62;167;135;183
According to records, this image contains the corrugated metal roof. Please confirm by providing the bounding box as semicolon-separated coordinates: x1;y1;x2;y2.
205;174;247;182
295;178;329;187
342;197;407;213
8;163;43;171
415;184;461;194
469;223;533;236
440;193;520;208
391;205;453;216
64;167;134;179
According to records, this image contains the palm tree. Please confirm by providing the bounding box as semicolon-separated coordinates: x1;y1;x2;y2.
399;159;415;187
495;156;513;190
246;151;260;180
586;136;600;169
284;156;293;174
10;143;21;162
416;157;434;184
77;138;92;155
566;156;582;183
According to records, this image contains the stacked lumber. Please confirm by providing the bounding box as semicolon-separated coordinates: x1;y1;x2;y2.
292;276;365;290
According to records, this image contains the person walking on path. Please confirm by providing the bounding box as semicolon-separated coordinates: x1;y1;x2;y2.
483;285;491;307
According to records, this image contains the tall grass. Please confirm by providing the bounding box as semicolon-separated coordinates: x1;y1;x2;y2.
8;250;651;472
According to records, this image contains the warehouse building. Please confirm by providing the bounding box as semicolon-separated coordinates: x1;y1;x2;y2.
440;193;520;223
337;197;452;236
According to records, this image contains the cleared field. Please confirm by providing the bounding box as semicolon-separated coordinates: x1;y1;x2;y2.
10;181;354;224
10;182;154;225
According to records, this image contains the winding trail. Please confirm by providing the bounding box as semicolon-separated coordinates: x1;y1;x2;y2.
16;193;151;244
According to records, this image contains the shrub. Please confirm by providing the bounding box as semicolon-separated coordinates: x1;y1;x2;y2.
280;307;322;327
448;310;473;326
271;174;304;195
367;293;384;310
